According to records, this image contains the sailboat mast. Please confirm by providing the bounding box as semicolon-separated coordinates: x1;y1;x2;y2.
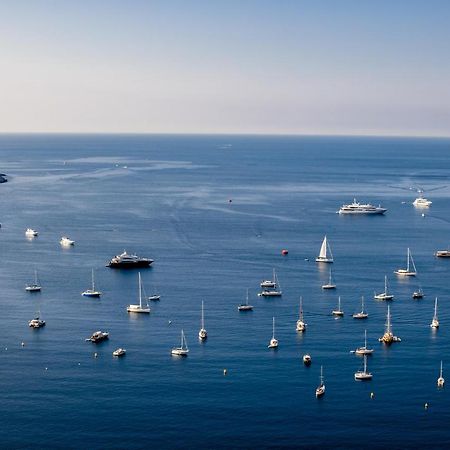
386;305;391;334
434;297;438;319
407;248;410;272
201;301;204;329
441;360;443;378
246;288;249;305
364;329;367;347
272;317;275;339
91;269;95;290
138;272;142;308
300;297;303;320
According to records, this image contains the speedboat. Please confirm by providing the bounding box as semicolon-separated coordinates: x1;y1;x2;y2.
86;331;109;343
60;236;75;246
435;250;450;258
25;228;38;237
303;354;312;365
113;348;126;357
338;199;386;215
107;250;153;268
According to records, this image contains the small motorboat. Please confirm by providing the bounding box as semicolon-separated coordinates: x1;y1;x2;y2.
60;236;75;246
303;354;312;366
113;348;126;357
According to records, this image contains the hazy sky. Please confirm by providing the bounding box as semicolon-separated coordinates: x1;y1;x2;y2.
1;0;449;136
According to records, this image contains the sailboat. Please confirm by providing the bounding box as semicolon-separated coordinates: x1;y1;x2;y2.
127;272;150;313
378;304;401;344
430;297;439;328
268;317;278;348
353;296;368;319
238;288;253;311
25;269;41;292
322;269;336;289
198;301;207;340
315;366;325;397
332;296;344;317
296;298;307;331
374;275;394;300
260;269;276;288
316;235;334;263
82;269;101;297
354;354;373;381
394;247;417;276
354;330;374;355
437;360;445;387
259;270;282;297
171;329;189;356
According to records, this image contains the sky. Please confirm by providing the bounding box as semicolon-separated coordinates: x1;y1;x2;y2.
0;0;449;136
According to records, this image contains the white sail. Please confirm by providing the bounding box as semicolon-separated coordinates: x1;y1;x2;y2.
319;236;328;258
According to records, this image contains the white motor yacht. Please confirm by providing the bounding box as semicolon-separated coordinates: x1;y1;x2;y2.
338;199;386;215
113;348;126;357
60;236;75;246
25;228;39;237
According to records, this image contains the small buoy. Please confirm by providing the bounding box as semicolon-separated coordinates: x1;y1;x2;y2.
94;352;98;358
21;342;25;347
424;403;429;409
281;249;288;255
4;347;7;351
370;392;375;399
304;258;309;262
228;199;232;203
223;369;227;375
168;320;172;325
422;213;425;217
45;367;48;371
78;362;81;366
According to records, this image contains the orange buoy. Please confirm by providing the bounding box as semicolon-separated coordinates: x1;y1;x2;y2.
281;249;288;255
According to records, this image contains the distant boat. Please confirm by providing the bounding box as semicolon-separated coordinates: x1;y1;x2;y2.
316;235;334;263
107;250;153;268
354;330;374;355
315;366;325;397
437;360;445;387
412;286;424;299
28;310;45;328
332;296;344;317
338;199;387;215
413;196;432;207
86;331;109;343
60;236;75;246
435;249;450;258
303;354;312;366
430;297;439;329
113;348;126;357
198;301;207;340
322;269;336;289
394;248;417;276
260;269;277;288
171;329;189;356
353;296;368;319
354;354;373;381
258;270;282;297
127;272;150;313
25;269;41;292
378;305;401;344
238;288;253;311
82;269;101;297
25;228;38;237
296;298;307;332
268;317;278;349
374;275;394;300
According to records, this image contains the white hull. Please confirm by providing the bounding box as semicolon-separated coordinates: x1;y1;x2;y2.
315;257;333;263
394;270;416;276
374;293;394;300
353;313;368;319
127;305;150;313
354;372;373;380
171;348;189;356
355;348;374;355
26;285;41;292
82;290;101;297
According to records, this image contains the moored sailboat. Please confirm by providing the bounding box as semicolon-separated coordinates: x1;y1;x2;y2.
437;360;445;387
198;300;207;340
127;272;150;313
315;366;325;397
374;275;394;300
238;288;253;311
353;296;368;319
378;304;401;344
296;298;307;331
268;317;278;349
354;330;374;355
430;297;439;329
332;296;344;317
354;354;373;381
394;247;417;276
322;269;336;289
82;268;101;297
25;270;41;292
171;329;189;356
316;235;334;263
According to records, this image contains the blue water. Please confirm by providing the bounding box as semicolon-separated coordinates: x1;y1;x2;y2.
0;134;450;448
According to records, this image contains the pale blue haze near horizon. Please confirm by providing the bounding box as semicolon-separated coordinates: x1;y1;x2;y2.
0;0;450;136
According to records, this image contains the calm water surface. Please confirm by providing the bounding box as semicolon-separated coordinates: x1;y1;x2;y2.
0;134;450;449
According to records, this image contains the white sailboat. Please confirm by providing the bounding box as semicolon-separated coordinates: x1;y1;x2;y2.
374;275;394;300
315;366;325;397
437;360;445;387
171;329;189;356
430;297;439;329
322;269;336;289
127;272;150;313
353;296;368;319
198;300;207;340
260;268;277;288
354;330;374;355
378;304;401;344
354;354;373;381
25;269;41;292
82;268;101;297
316;235;334;263
238;288;253;311
258;270;282;297
332;296;344;317
394;247;417;276
296;297;307;331
268;317;278;348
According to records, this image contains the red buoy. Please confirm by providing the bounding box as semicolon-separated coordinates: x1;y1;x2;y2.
281;249;288;255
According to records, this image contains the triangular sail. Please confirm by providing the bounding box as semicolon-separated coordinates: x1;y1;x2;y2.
319;236;328;258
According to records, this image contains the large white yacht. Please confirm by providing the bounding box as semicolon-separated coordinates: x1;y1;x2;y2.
413;196;432;207
338;199;386;215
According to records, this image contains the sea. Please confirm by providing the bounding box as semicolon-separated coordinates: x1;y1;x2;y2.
0;134;450;449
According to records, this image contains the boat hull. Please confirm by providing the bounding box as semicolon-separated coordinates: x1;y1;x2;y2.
108;260;153;268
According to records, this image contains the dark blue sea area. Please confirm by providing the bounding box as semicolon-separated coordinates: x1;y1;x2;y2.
0;133;450;449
